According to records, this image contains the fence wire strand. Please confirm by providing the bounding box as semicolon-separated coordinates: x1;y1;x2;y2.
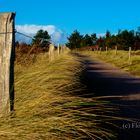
0;29;53;44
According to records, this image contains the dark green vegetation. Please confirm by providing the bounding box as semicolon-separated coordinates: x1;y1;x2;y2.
15;29;51;57
66;30;97;49
67;27;140;50
32;29;51;48
15;29;53;64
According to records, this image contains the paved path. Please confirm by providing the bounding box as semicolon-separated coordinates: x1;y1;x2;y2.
79;54;140;140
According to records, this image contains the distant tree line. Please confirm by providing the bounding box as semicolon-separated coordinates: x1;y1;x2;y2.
15;29;51;64
66;30;97;49
32;29;51;48
66;27;140;50
16;29;51;54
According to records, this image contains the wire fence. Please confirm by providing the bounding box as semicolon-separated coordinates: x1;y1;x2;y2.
16;30;53;44
0;29;69;63
0;29;53;44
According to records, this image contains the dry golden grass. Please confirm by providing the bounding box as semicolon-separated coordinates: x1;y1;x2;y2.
0;52;119;140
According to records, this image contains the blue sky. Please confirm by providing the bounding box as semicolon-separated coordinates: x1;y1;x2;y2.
1;0;140;43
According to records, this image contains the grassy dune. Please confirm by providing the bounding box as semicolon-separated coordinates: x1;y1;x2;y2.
0;52;118;140
80;50;140;76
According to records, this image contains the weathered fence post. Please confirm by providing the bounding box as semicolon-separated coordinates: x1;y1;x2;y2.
99;47;102;54
61;45;64;53
129;47;131;61
63;45;66;53
115;45;117;55
0;12;16;115
106;46;108;54
59;45;62;54
61;45;63;54
57;43;60;55
49;44;54;61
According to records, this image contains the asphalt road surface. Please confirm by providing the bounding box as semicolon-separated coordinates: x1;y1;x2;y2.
79;54;140;140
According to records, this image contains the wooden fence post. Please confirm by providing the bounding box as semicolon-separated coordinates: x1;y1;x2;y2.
49;44;54;61
106;46;108;54
99;47;102;54
61;45;65;53
0;12;16;115
63;45;66;53
59;45;62;54
129;47;131;61
57;43;60;55
96;47;99;53
115;45;117;55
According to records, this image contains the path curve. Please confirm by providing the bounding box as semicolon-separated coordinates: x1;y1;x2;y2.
79;54;140;140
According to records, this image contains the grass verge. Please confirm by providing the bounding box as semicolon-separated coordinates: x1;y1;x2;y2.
0;52;119;140
80;50;140;76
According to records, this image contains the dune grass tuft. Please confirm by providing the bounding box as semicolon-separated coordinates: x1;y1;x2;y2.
0;52;119;140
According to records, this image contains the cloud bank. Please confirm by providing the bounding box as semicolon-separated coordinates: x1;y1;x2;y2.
15;24;67;44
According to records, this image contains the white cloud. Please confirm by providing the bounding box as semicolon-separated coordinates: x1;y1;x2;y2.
97;33;106;37
96;32;117;38
16;24;55;34
15;24;67;44
52;32;61;40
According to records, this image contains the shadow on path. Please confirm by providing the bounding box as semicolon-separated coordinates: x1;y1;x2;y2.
76;53;140;140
